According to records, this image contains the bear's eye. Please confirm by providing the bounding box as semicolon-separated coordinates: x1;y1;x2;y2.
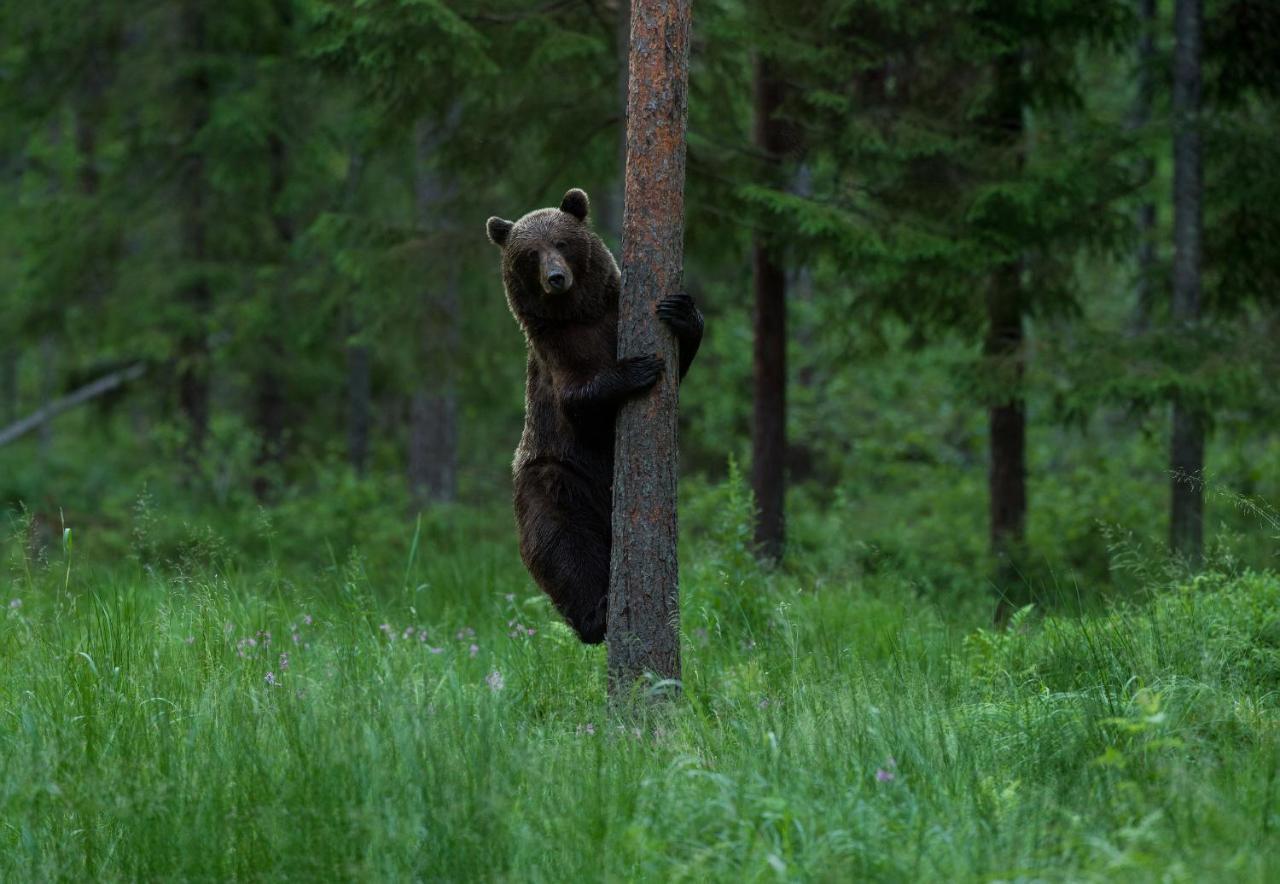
554;240;568;251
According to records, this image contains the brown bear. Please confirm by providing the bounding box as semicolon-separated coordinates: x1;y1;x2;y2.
485;187;703;643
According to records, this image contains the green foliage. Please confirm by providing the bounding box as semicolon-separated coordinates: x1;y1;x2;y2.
0;2;1279;873
2;491;1278;879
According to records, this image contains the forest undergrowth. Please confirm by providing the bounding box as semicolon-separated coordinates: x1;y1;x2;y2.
2;469;1278;882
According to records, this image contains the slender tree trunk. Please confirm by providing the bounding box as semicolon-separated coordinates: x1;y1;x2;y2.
603;0;630;246
338;150;370;475
346;341;371;475
253;131;292;500
38;336;56;456
407;266;459;506
251;342;287;499
0;351;16;424
1132;0;1157;333
408;121;460;507
177;1;211;460
751;56;788;562
986;54;1027;622
608;0;691;699
1170;0;1205;563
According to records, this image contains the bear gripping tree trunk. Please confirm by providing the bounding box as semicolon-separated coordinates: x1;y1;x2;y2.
608;0;693;700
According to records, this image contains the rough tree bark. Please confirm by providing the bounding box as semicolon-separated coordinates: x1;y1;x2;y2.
177;1;211;460
1170;0;1205;564
608;0;692;699
986;53;1027;623
408;120;459;507
751;56;788;563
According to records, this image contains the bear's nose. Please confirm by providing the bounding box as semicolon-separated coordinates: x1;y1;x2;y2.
546;271;566;291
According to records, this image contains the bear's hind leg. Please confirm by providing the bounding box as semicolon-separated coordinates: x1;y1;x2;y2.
528;521;610;643
516;469;611;645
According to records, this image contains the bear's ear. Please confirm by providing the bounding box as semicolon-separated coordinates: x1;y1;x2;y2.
486;216;514;247
560;188;589;222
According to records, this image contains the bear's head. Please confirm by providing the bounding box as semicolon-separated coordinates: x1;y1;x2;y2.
486;188;618;325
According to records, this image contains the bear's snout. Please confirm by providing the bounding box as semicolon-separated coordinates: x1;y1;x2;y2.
540;253;573;295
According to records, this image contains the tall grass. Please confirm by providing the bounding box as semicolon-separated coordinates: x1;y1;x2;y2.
1;493;1277;881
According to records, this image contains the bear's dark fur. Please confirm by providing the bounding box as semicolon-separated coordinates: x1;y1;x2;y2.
485;188;703;643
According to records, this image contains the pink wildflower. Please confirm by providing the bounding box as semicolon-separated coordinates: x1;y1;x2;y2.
486;670;505;692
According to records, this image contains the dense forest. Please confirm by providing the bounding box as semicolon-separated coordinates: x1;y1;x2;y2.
2;0;1279;879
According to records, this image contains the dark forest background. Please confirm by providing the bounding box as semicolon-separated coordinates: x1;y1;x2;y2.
2;0;1278;610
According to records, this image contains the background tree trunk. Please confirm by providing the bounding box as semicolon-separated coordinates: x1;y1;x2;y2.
1132;0;1157;333
252;130;293;500
608;0;692;699
987;53;1027;621
603;0;630;246
346;341;371;475
1170;0;1205;564
338;150;370;476
751;55;788;563
38;336;56;456
407;120;459;508
177;1;211;460
0;351;16;425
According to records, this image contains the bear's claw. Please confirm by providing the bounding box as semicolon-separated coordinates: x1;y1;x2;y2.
656;293;702;336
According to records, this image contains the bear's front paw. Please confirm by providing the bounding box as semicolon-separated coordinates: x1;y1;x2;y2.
618;354;664;392
656;292;703;337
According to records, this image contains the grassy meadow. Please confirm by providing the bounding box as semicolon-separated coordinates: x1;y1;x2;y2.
2;458;1279;882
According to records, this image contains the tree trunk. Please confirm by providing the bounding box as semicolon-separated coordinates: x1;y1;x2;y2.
1132;0;1157;333
0;351;16;425
346;342;371;475
339;150;370;476
407;266;459;506
751;56;788;562
408;121;460;507
608;0;692;699
986;54;1027;622
38;336;56;456
253;131;292;500
1170;0;1204;564
177;1;211;460
251;342;287;499
603;0;631;246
